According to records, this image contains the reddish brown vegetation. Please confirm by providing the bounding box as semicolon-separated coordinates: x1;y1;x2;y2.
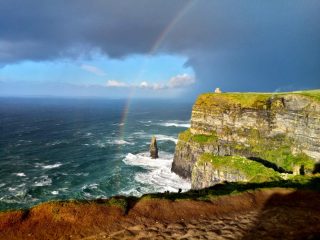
0;188;319;240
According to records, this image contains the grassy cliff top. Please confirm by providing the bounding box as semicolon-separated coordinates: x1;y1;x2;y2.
198;153;281;182
194;89;320;109
178;129;217;145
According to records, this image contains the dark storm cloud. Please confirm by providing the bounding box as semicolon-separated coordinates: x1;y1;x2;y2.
1;0;319;92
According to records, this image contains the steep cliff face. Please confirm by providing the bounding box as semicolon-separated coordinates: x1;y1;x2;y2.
172;91;320;189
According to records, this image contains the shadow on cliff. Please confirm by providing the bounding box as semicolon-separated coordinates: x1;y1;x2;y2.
312;163;320;174
242;178;320;240
248;157;292;173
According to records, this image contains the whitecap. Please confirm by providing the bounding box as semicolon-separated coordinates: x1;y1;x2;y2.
112;139;134;145
74;172;89;176
119;186;150;196
45;140;67;146
81;183;99;190
94;138;133;148
42;163;62;169
33;175;52;187
112;123;124;126
154;134;178;144
14;172;26;177
51;191;59;195
131;131;146;136
157;120;190;128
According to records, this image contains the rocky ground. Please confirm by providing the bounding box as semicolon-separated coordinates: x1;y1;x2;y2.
1;188;320;240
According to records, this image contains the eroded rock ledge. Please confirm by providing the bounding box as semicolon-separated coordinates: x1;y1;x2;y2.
171;90;320;189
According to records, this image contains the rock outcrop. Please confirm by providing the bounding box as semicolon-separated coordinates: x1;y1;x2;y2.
172;90;320;189
150;136;159;159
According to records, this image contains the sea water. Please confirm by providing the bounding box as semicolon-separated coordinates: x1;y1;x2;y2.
0;98;192;210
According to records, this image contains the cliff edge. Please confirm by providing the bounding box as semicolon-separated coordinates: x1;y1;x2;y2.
172;90;320;189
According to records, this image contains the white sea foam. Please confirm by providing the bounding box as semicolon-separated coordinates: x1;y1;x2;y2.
131;131;146;136
81;183;99;191
45;140;68;146
51;191;59;195
122;152;191;194
42;163;62;169
154;134;178;144
33;175;52;187
8;187;16;192
157;120;190;128
112;123;125;126
14;172;26;177
74;172;89;176
111;139;134;145
94;139;133;148
119;186;151;196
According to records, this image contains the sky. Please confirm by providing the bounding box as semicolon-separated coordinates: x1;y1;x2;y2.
0;0;319;99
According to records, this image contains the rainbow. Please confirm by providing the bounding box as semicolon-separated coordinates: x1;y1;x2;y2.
118;0;196;141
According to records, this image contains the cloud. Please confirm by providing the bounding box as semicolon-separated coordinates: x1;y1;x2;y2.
139;81;149;88
168;74;195;88
0;0;319;92
106;80;128;87
81;64;106;76
105;73;195;90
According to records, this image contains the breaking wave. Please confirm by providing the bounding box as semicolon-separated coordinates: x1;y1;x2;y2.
122;152;190;195
154;134;178;144
157;120;190;128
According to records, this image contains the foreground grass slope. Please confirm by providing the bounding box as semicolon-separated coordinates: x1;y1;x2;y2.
0;176;319;240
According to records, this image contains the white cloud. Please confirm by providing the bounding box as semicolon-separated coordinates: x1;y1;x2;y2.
139;81;166;90
106;80;129;87
81;64;106;76
139;81;149;88
105;73;195;90
167;74;195;88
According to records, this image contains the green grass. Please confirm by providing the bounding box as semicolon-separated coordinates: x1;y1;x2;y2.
198;154;281;182
291;89;320;101
239;131;316;172
105;197;128;212
194;89;320;110
195;92;272;109
179;128;315;173
178;129;218;144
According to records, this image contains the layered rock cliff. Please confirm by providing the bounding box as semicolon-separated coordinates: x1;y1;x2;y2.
172;90;320;189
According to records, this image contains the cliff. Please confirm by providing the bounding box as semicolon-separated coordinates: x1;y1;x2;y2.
172;90;320;189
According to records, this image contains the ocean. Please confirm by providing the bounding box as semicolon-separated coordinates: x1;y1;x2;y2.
0;98;192;211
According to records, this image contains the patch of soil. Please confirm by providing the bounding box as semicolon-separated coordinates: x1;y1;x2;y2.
0;188;319;240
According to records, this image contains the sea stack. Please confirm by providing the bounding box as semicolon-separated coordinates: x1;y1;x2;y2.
150;136;159;159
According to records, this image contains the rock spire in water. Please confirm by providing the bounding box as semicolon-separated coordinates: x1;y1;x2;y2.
150;136;159;159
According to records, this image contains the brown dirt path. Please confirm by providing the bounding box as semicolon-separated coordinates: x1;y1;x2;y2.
1;188;320;240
